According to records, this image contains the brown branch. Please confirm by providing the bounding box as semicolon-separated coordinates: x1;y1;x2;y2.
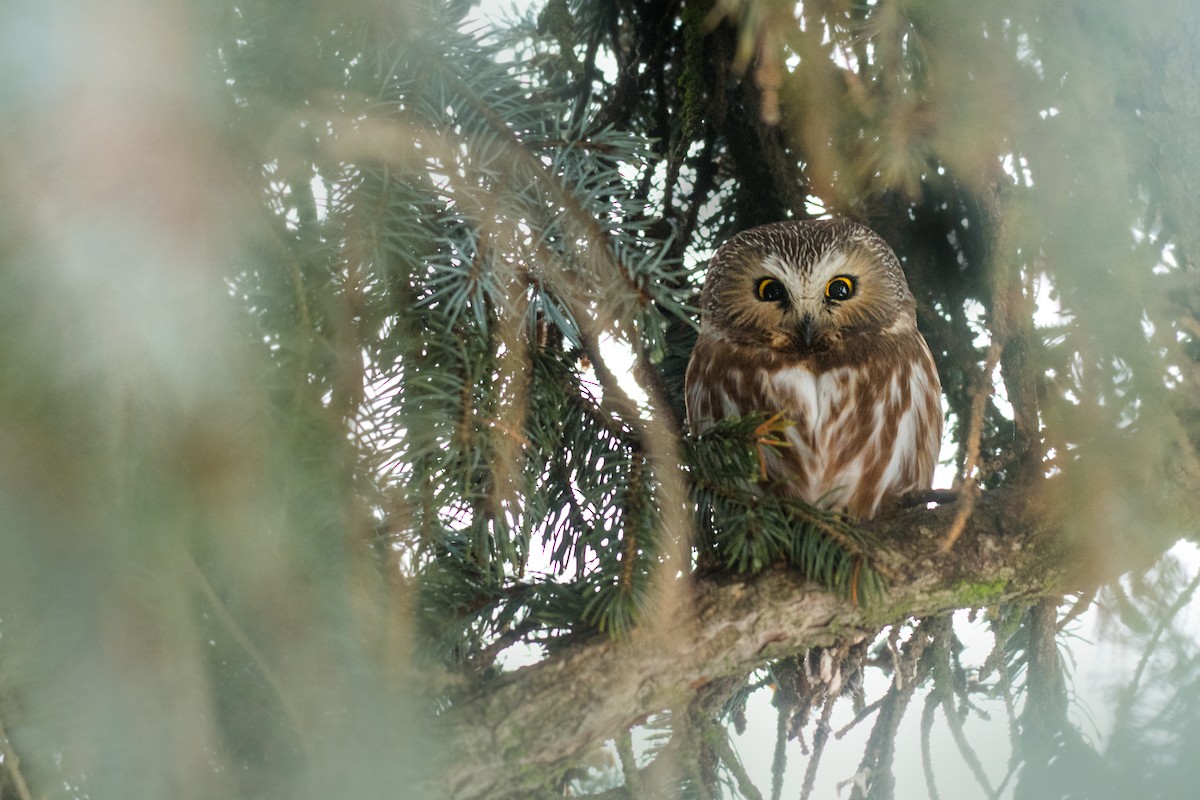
1056;587;1097;632
994;666;1022;798
431;482;1115;800
941;341;1004;551
848;645;924;800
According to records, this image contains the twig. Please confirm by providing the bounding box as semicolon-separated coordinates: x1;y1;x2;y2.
941;341;1003;551
619;459;646;593
798;697;836;800
887;624;904;689
920;694;942;800
834;697;884;739
790;504;898;582
1129;567;1200;697
994;762;1019;799
1056;588;1097;632
680;712;715;800
577;325;645;437
997;643;1021;748
939;692;998;799
468;618;541;673
846;621;936;800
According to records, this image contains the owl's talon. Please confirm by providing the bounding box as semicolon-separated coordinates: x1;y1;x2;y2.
754;411;793;479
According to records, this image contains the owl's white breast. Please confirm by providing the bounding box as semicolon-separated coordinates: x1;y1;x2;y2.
762;364;856;505
762;357;937;518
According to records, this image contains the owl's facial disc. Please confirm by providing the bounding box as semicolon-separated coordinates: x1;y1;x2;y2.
699;219;919;363
751;254;862;353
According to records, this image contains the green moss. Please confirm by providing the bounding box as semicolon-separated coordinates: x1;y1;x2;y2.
854;577;1014;630
949;578;1009;608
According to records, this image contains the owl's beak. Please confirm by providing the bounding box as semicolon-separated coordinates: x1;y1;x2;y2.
797;313;818;349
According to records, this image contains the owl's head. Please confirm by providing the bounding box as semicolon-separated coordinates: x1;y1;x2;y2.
698;219;919;358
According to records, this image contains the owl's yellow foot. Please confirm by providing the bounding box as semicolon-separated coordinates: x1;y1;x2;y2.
753;411;793;480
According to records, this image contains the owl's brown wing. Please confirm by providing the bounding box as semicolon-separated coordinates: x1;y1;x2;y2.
685;335;809;437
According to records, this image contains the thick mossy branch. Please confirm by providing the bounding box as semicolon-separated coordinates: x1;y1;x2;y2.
432;482;1126;800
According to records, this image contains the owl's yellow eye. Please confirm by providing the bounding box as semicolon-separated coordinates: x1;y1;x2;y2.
825;276;855;301
756;277;786;303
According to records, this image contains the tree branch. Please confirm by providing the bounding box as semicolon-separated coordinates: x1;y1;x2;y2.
432;482;1145;800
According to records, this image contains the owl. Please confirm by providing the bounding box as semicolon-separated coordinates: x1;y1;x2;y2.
685;219;942;521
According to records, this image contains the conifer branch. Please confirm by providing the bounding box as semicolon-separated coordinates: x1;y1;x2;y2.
834;697;885;740
433;483;1126;800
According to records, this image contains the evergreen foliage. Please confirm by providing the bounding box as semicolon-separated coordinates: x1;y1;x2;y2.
221;0;886;659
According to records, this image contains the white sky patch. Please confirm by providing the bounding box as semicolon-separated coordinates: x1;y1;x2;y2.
805;194;828;217
990;358;1014;421
933;413;958;489
962;298;991;348
1032;270;1067;328
1141;312;1156;339
599;333;650;407
1165;363;1185;389
1157;241;1179;273
1001;152;1034;186
310;170;328;221
494;639;545;671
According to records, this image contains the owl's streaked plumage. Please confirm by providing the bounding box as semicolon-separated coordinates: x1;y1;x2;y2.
685;219;942;520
